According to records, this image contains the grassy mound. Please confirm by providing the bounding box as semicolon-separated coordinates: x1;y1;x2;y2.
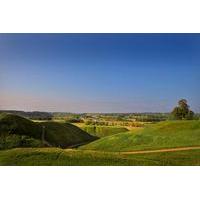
40;122;97;147
80;120;200;152
81;125;129;137
0;113;43;138
0;148;200;166
0;113;96;149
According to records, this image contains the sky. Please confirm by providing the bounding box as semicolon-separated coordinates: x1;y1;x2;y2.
0;33;200;113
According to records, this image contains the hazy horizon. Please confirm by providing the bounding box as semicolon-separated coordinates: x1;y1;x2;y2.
1;34;200;113
0;108;173;114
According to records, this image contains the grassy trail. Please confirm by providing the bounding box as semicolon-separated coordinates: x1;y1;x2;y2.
121;146;200;155
1;147;200;166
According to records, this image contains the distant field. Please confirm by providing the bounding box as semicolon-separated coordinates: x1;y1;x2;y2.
80;120;200;152
80;125;129;137
0;148;200;166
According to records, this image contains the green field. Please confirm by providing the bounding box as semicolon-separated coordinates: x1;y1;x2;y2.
0;147;200;166
1;113;200;165
81;125;129;137
80;120;200;152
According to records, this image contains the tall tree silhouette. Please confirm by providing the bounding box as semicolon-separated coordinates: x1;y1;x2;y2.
171;99;194;120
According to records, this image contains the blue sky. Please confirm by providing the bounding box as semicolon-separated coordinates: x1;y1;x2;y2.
0;34;199;112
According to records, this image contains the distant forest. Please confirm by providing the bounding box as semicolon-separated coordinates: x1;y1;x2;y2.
0;110;199;122
0;110;53;120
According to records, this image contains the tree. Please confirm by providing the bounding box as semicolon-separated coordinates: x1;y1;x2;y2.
171;99;194;120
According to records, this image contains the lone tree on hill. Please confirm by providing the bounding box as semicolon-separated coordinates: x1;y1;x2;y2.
171;99;194;120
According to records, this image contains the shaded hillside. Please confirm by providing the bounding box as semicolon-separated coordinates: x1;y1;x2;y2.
80;120;200;152
40;122;98;147
0;113;97;149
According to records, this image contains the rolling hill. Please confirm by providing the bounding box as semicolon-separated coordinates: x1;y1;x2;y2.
0;113;96;149
80;120;200;152
40;122;97;147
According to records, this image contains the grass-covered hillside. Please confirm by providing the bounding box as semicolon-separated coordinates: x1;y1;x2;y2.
40;122;97;147
80;120;200;152
81;125;129;138
0;147;200;166
0;113;96;149
1;113;200;166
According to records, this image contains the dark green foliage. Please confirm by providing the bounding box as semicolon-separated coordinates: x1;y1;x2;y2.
65;118;83;123
171;99;194;120
0;134;43;150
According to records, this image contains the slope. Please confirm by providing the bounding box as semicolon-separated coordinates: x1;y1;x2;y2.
80;120;200;152
0;113;96;149
81;125;129;137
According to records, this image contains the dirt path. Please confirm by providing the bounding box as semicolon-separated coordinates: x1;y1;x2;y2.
121;146;200;155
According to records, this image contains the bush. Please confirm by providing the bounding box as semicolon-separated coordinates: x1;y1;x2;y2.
0;134;43;150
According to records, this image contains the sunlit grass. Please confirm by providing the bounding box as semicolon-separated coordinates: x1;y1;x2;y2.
1;147;200;166
80;120;200;152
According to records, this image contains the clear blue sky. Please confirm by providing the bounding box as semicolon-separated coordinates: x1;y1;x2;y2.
0;34;199;113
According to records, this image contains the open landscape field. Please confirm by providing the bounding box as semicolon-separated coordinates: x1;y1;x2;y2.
80;120;200;152
1;34;199;166
1;147;200;166
0;112;200;166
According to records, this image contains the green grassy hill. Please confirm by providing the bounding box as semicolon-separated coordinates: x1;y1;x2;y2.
0;113;43;138
81;125;129;137
0;147;200;166
0;113;96;149
80;120;200;152
40;122;97;147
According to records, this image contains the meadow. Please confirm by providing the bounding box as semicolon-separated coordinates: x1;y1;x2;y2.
0;112;200;166
0;148;200;166
79;125;129;137
80;120;200;152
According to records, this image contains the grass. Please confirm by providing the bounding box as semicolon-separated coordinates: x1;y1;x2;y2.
40;122;97;147
1;113;200;166
80;120;200;152
124;149;200;166
0;134;43;150
80;125;129;137
0;113;96;149
0;147;200;166
0;113;43;139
